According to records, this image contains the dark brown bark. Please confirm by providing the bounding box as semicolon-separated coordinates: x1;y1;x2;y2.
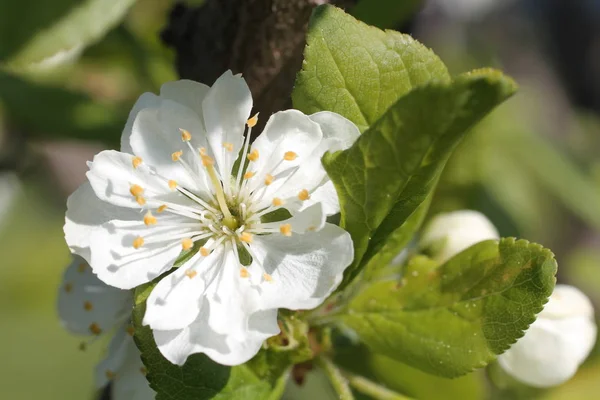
161;0;355;130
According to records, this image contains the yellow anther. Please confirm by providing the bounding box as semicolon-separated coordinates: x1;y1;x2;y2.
78;263;87;273
132;156;143;169
83;301;93;311
280;224;292;237
172;150;183;161
223;142;234;152
200;247;210;257
247;113;259;128
89;323;102;335
240;232;253;243
240;268;250;278
199;147;207;156
298;189;310;201
284;151;297;161
144;211;157;226
247;149;259;162
244;171;255;179
130;184;144;197
140;367;148;376
272;198;283;207
180;128;192;141
64;282;73;293
126;326;135;336
185;269;197;279
181;238;194;251
264;174;274;186
263;273;273;282
157;204;168;213
105;370;116;380
133;236;144;249
168;180;178;190
136;196;146;206
307;225;317;232
202;155;215;166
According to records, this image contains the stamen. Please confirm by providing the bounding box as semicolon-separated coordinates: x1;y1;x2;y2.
130;184;144;197
239;232;253;243
140;367;148;376
263;273;273;282
89;323;102;335
132;156;143;169
244;171;255;179
180;128;192;141
280;224;292;237
272;197;283;207
223;142;234;152
83;301;93;311
298;189;310;201
284;151;297;161
199;147;207;156
144;211;157;226
133;236;144;249
157;205;168;213
181;238;194;251
185;269;197;279
200;247;210;257
240;268;250;278
64;282;73;293
247;113;259;128
136;196;146;206
78;263;87;273
126;326;135;336
204;155;233;219
264;174;274;186
202;155;214;166
172;150;183;161
247;149;259;162
105;370;116;380
168;180;177;190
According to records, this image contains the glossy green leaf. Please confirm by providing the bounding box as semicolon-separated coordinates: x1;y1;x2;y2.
323;70;517;285
337;238;557;377
0;0;136;70
292;4;450;132
352;0;423;29
132;282;285;400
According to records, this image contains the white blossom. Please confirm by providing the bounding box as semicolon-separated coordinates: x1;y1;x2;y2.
419;210;499;263
58;256;155;399
65;71;357;365
498;284;597;388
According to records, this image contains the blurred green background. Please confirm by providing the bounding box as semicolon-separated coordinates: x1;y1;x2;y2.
1;0;599;399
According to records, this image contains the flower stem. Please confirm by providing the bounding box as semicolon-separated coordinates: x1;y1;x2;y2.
315;356;354;400
343;370;413;400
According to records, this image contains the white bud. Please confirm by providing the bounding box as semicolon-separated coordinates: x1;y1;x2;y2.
498;284;597;387
419;210;499;263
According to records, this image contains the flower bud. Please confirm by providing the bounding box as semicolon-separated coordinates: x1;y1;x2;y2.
498;284;597;387
419;210;499;263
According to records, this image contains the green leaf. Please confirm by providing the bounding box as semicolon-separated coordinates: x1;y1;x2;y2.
323;70;517;286
132;282;285;400
336;238;557;378
0;0;137;70
292;4;450;132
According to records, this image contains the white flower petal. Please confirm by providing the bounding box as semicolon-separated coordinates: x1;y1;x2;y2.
87;150;171;209
112;334;156;400
541;284;595;320
144;246;225;331
160;79;210;117
303;181;340;216
154;308;279;366
261;202;326;234
206;243;261;340
95;327;131;388
58;256;132;336
65;182;139;262
309;111;360;147
89;219;187;289
250;223;353;310
202;70;252;179
121;93;160;154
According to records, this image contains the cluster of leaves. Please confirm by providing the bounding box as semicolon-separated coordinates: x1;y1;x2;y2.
131;5;557;399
